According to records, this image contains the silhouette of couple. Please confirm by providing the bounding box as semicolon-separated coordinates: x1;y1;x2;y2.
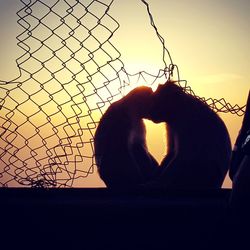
94;81;234;190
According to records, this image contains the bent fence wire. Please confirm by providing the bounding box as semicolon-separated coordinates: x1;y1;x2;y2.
0;0;246;187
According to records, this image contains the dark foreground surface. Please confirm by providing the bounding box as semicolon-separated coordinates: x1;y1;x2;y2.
0;188;249;250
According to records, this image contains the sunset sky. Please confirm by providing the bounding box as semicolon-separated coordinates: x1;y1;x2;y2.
0;0;249;188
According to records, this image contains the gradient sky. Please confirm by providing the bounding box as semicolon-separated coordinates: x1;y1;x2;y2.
0;0;249;188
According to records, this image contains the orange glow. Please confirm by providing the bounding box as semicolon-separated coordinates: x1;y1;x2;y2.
0;0;249;188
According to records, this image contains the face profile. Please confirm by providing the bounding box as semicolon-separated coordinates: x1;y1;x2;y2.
149;82;188;123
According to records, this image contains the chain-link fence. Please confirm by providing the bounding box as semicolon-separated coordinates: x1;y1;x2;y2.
0;0;245;187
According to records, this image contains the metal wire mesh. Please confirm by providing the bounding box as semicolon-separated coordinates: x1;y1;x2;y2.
0;0;246;187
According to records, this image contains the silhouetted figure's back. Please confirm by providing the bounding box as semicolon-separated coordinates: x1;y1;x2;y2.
149;81;232;189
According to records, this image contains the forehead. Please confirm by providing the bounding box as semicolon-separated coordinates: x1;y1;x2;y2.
156;84;165;91
155;83;169;94
155;83;180;94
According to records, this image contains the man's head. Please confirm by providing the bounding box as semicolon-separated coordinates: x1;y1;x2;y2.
149;81;184;123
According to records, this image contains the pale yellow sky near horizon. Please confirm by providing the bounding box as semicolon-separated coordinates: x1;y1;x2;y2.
0;0;249;188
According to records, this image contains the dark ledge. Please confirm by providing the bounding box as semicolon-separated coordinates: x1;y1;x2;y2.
0;188;247;250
